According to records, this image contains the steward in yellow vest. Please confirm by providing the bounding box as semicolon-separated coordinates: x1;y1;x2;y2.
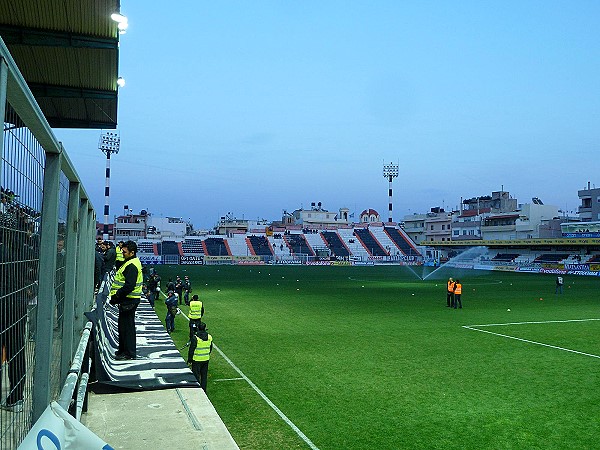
109;240;142;360
187;322;213;391
188;294;205;339
115;241;125;270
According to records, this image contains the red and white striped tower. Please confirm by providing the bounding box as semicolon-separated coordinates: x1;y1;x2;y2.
99;131;120;240
382;162;399;223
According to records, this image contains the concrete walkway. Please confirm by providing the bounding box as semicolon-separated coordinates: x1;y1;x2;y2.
83;387;239;449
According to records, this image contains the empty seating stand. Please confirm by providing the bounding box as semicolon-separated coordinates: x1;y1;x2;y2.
204;238;230;256
247;235;273;256
161;240;181;256
492;253;520;262
285;234;314;256
321;231;349;257
137;242;155;254
354;229;387;256
182;238;204;255
586;254;600;263
384;227;421;257
534;254;570;263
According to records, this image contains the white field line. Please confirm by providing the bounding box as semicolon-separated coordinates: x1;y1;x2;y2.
177;305;320;450
213;377;244;382
465;318;600;328
214;345;320;450
463;318;600;359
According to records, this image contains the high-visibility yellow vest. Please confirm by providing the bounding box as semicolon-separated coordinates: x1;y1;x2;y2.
447;281;454;293
189;300;203;320
116;245;125;262
454;283;462;295
192;334;213;362
110;257;143;299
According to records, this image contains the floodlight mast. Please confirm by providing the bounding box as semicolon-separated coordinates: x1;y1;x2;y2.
99;131;120;240
382;162;399;223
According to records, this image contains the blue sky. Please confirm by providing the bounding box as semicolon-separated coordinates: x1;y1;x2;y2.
54;1;600;229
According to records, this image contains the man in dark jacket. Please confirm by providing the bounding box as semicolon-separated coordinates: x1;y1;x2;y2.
103;241;116;275
164;290;178;333
94;248;105;291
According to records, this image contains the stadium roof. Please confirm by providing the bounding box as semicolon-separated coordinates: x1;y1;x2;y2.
0;0;121;129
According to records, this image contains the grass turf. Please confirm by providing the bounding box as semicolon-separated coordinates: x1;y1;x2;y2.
153;265;600;449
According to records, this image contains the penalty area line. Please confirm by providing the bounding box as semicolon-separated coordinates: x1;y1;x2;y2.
214;345;320;450
463;325;600;359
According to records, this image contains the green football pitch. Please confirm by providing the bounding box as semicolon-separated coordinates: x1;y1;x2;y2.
153;265;600;449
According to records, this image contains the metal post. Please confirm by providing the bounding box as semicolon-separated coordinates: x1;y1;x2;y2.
0;57;7;186
73;198;88;337
61;180;80;380
33;151;62;421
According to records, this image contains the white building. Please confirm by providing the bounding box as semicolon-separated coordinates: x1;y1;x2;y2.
515;203;560;239
146;216;188;239
402;213;427;245
287;202;350;228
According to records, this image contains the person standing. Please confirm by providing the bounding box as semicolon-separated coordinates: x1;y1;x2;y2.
0;203;29;412
115;241;125;270
446;278;455;308
103;241;116;274
175;275;183;305
147;273;158;307
94;246;105;292
555;276;564;294
183;275;192;305
164;290;178;333
187;322;213;392
453;279;462;309
166;278;175;293
188;294;204;339
109;241;142;360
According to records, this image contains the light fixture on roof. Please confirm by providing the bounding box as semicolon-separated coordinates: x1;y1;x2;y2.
111;12;129;33
117;77;126;88
111;12;128;23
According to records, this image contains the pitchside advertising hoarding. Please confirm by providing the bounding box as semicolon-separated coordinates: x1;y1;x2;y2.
203;255;263;265
180;255;204;265
138;254;162;265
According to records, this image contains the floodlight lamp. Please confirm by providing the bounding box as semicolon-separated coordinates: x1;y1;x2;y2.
117;21;128;32
117;77;126;88
111;13;128;24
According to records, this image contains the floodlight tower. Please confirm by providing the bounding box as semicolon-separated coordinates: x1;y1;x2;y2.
383;161;399;223
99;131;120;240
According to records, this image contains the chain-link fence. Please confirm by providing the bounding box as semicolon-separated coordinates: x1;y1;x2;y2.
1;39;97;448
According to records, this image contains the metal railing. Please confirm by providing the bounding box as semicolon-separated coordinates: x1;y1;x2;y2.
57;322;93;421
1;37;97;449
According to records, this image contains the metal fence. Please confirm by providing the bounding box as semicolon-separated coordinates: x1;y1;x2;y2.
0;39;96;448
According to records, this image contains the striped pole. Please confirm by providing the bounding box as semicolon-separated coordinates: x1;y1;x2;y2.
388;176;393;222
382;162;399;223
99;132;120;240
103;152;111;239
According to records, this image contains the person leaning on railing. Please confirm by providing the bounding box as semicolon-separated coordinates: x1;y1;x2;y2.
109;241;142;360
0;189;36;412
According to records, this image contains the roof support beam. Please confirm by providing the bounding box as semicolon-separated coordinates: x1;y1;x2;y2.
29;83;117;100
0;25;118;50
